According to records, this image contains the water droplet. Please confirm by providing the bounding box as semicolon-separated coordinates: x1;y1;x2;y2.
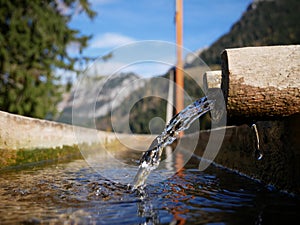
255;150;263;160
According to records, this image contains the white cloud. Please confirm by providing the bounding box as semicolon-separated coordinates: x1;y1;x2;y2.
86;61;128;76
84;60;172;78
91;33;136;49
122;62;172;77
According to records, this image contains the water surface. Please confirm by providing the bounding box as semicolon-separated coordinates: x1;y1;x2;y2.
0;155;299;224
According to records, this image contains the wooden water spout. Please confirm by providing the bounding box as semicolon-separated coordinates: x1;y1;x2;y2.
220;45;300;119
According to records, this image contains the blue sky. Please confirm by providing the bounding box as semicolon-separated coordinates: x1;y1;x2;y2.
64;0;253;78
70;0;252;56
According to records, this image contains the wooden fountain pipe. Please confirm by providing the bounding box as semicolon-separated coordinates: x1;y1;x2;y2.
219;45;300;118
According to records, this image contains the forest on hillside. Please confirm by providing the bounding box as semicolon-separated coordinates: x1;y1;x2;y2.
198;0;300;67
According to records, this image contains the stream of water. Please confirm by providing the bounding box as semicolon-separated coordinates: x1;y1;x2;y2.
133;96;214;189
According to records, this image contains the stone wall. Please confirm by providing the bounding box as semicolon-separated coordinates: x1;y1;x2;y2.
185;113;300;195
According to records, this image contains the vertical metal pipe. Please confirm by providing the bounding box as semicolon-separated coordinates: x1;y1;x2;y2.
175;0;184;114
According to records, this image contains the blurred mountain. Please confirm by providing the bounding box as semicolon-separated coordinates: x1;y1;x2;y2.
199;0;300;67
56;69;205;134
56;72;145;125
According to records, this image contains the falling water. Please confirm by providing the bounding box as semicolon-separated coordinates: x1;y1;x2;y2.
251;123;263;160
132;96;215;189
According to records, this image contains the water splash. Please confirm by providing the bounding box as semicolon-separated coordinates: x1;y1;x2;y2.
132;96;215;189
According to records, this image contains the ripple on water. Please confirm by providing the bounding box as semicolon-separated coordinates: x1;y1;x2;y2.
0;158;299;224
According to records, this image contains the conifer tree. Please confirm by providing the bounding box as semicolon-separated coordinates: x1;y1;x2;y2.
0;0;96;118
